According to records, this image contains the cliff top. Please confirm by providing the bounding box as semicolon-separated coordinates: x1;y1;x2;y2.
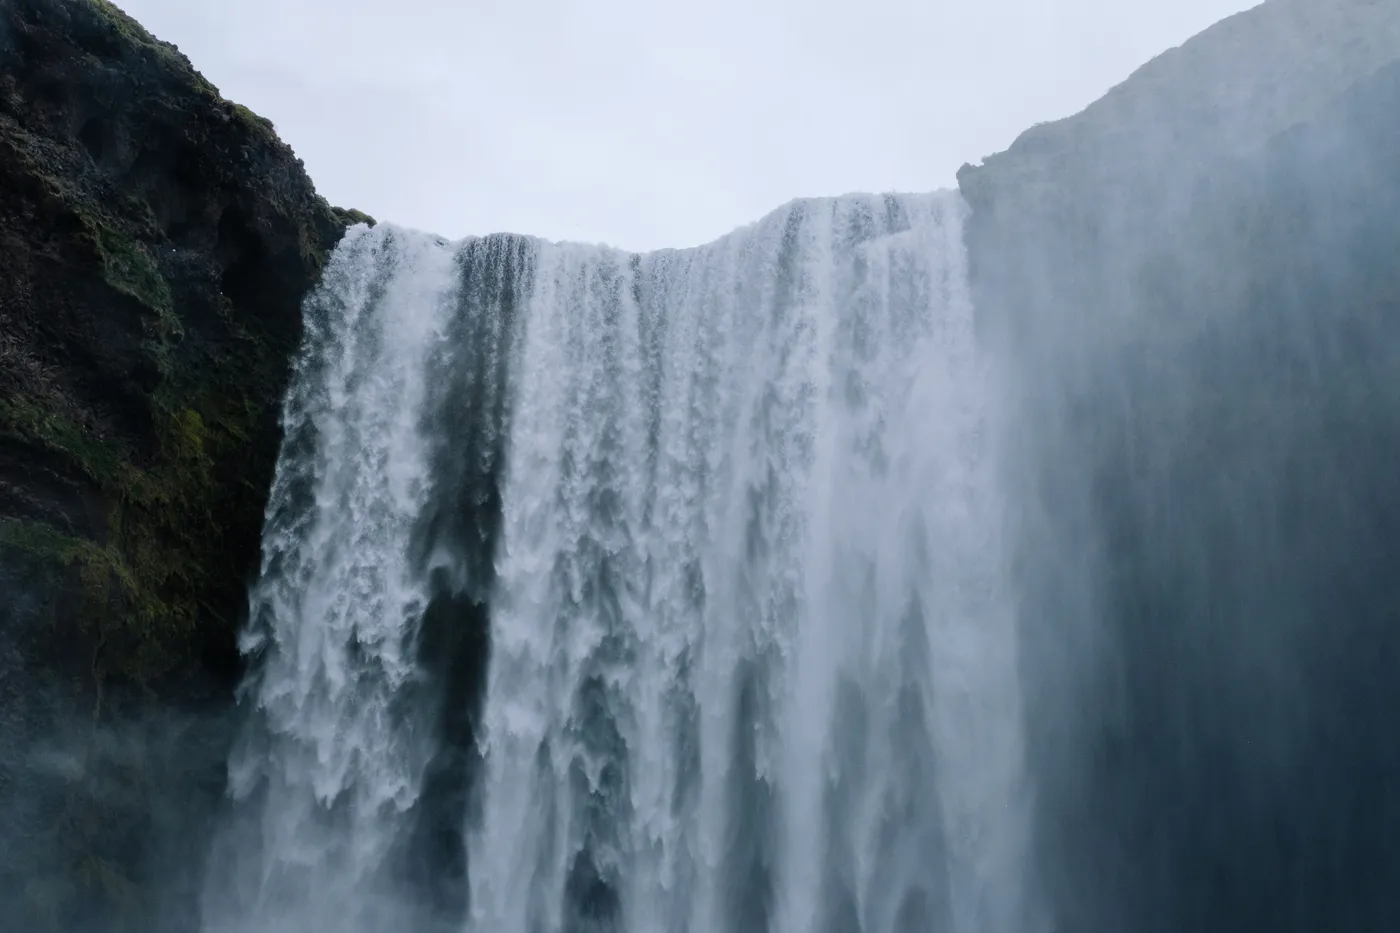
959;0;1400;201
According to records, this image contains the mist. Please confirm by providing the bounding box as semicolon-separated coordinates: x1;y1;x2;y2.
963;27;1400;933
0;564;236;933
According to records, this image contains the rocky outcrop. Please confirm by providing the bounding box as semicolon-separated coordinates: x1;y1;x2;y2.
959;0;1400;225
957;1;1400;930
0;1;366;928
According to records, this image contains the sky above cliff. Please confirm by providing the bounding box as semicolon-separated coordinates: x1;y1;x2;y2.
121;0;1257;251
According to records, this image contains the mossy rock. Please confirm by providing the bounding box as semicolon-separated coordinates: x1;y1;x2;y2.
93;225;173;316
232;102;276;137
0;0;364;686
332;205;377;228
0;0;368;923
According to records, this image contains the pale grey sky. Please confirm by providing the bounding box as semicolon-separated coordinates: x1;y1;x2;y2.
121;0;1258;251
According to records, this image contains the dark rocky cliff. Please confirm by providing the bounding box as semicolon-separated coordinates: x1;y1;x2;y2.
0;0;367;928
958;0;1400;930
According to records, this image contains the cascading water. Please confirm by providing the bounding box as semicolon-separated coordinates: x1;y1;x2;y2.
201;226;466;933
203;192;1033;933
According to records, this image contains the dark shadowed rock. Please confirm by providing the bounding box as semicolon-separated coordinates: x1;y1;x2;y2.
0;0;368;928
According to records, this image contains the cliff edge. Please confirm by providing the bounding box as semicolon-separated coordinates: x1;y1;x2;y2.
0;0;365;928
959;0;1400;218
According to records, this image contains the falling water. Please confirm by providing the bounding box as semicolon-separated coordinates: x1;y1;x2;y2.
200;225;463;933
204;192;1032;933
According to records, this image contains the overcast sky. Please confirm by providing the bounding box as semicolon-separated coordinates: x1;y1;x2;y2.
120;0;1258;251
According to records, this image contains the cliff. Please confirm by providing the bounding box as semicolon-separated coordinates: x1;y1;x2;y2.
956;0;1400;930
959;0;1400;231
0;0;366;928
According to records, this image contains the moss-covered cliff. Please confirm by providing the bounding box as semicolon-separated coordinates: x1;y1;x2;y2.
0;0;369;927
957;1;1400;930
0;0;355;680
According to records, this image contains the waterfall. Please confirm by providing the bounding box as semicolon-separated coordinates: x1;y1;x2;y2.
201;226;465;933
203;192;1032;933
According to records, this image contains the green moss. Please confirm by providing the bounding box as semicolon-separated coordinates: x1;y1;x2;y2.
85;217;184;378
1;0;335;687
0;393;225;681
0;517;125;640
232;102;276;135
86;4;280;145
141;401;217;533
84;0;219;97
159;406;209;467
0;511;199;681
0;396;138;490
94;225;173;316
332;205;377;228
0;372;261;680
0;517;100;566
87;0;157;44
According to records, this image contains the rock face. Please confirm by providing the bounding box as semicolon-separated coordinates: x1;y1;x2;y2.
0;1;365;928
960;0;1400;222
958;1;1400;930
